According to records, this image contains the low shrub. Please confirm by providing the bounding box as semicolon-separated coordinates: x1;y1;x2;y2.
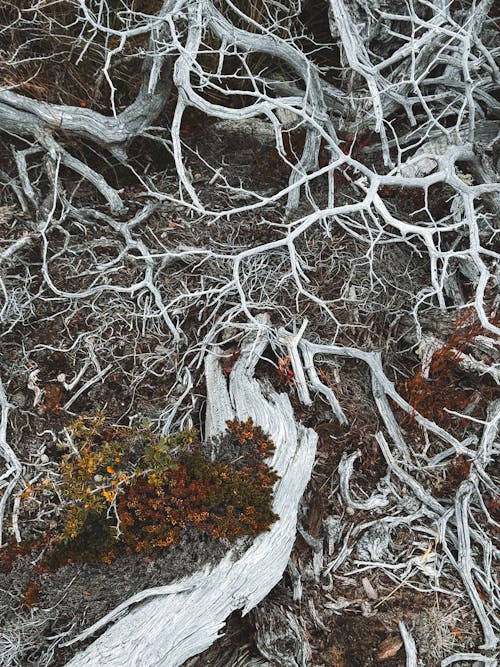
45;415;278;566
401;308;498;431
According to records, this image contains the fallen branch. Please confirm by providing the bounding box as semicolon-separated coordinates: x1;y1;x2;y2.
65;323;317;666
0;378;22;547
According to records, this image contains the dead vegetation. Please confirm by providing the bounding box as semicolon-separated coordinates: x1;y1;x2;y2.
1;0;499;664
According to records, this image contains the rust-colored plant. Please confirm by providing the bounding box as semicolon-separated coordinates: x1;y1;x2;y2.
401;308;498;431
21;580;42;609
118;419;279;552
43;415;278;566
439;454;472;497
276;356;295;387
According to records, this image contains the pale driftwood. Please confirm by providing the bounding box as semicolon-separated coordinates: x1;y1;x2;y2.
398;621;418;667
440;655;498;667
64;325;317;666
0;378;22;547
338;449;391;511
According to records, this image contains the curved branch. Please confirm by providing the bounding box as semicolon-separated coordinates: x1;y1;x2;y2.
64;325;317;666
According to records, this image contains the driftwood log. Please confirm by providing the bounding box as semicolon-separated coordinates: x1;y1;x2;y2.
64;323;317;666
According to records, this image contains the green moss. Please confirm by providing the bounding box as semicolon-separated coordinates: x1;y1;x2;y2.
141;428;198;472
46;510;115;569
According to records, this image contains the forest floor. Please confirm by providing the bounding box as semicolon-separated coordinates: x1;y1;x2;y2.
1;114;498;667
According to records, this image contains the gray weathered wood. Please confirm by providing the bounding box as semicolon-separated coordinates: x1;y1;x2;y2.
64;327;317;667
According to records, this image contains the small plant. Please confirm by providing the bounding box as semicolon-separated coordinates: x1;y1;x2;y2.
276;356;295;387
401;309;498;431
21;581;42;609
58;412;130;543
43;415;278;566
0;538;45;574
439;454;472;497
141;428;198;471
118;419;279;552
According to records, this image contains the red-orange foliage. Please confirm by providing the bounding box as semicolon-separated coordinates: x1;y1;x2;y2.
276;356;295;387
117;418;279;553
402;309;498;430
0;539;41;574
439;454;472;497
21;580;42;608
488;497;500;524
6;418;279;572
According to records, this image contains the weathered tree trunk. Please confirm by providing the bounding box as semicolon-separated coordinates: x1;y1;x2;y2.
64;324;317;666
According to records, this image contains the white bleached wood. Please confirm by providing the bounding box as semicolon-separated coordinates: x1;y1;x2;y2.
0;378;22;547
64;328;317;667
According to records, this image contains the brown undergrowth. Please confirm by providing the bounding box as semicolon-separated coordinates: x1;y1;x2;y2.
400;308;499;432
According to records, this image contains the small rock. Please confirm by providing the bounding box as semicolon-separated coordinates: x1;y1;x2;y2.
361;600;374;617
362;576;378;600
